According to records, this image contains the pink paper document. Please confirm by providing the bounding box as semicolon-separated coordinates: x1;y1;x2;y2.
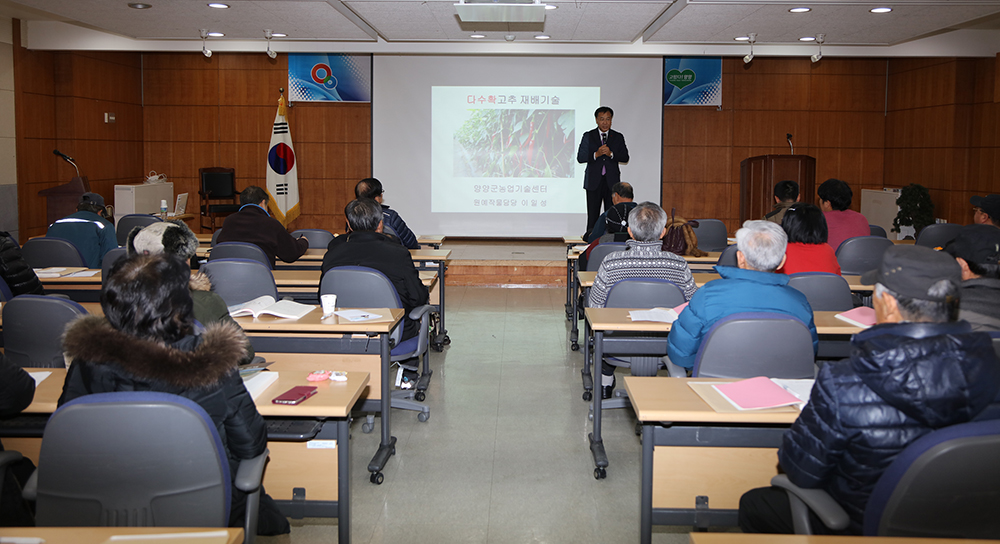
712;376;804;410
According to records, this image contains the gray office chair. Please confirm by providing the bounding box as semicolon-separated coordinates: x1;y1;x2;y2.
21;237;87;268
116;214;162;247
0;275;13;302
915;222;962;248
869;224;888;238
772;418;1000;537
2;294;88;368
598;278;686;412
691;219;729;252
201;259;279;307
291;229;334;249
209;242;271;269
211;228;223;247
685;312;816;378
835;236;894;275
382;224;402;244
716;244;738;267
788;272;854;359
990;332;1000;359
100;247;128;287
24;391;267;544
586;242;627;272
320;266;433;421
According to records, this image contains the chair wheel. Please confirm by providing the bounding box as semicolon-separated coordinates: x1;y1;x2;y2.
417;411;429;422
443;336;451;345
370;472;384;485
582;391;592;401
415;391;426;402
431;343;444;352
361;422;373;434
635;422;642;436
594;467;606;479
571;343;579;351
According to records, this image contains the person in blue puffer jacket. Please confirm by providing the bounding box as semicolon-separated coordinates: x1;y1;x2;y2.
739;245;1000;534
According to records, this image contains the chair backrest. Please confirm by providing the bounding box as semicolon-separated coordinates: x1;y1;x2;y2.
200;167;237;199
693;312;815;378
865;418;1000;537
605;278;686;309
787;272;854;311
2;294;88;368
209;242;271;269
21;237;87;268
320;266;403;344
101;247;128;287
0;275;13;302
716;244;738;267
35;391;230;527
586;242;627;272
211;228;223;247
115;214;162;247
691;219;729;252
915;222;962;249
381;225;403;245
990;332;1000;359
200;259;278;306
291;229;334;249
869;224;888;238
835;236;894;275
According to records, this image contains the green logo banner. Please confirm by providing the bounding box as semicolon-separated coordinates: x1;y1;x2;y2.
666;69;696;90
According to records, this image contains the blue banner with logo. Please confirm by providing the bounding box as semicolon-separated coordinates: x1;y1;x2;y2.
664;57;722;106
288;53;372;102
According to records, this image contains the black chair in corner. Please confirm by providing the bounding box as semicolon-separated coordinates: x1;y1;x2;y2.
199;167;240;233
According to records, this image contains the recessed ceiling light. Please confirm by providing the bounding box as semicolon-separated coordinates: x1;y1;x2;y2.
544;3;557;9
870;7;892;13
207;31;224;37
534;34;550;40
271;33;287;37
789;7;811;13
208;3;229;8
470;33;486;39
734;36;750;41
799;36;816;41
128;3;152;8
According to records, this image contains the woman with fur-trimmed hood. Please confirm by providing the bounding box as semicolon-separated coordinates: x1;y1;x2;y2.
59;253;288;534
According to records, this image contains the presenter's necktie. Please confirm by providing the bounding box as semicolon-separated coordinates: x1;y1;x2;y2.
601;132;607;175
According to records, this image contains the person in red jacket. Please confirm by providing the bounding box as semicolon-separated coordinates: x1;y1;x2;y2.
777;203;841;275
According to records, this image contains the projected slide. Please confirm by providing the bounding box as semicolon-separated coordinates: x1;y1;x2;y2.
431;86;599;214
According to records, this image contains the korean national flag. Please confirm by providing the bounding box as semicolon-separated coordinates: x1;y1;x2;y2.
266;95;300;227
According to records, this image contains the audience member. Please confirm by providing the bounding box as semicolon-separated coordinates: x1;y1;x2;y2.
764;180;800;225
587;202;698;398
127;220;255;362
944;224;1000;331
0;353;35;526
817;179;869;251
739;245;1000;534
777;203;841;275
321;199;429;341
667;220;817;371
356;177;420;249
216;185;308;267
579;202;633;271
587;182;636;242
971;194;1000;227
46;192;116;268
59;253;289;535
0;231;44;297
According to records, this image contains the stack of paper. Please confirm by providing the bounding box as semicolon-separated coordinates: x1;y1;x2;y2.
835;306;876;328
712;376;809;411
228;296;315;319
628;302;688;323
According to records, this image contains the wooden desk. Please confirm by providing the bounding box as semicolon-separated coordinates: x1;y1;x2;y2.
196;233;443;249
626;376;800;542
0;527;243;544
576;271;871;293
235;308;409;485
5;364;369;543
688;535;999;544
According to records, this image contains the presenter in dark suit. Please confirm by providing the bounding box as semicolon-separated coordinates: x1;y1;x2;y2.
577;106;629;239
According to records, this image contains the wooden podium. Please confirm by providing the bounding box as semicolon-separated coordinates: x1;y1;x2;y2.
38;176;90;226
739;155;815;223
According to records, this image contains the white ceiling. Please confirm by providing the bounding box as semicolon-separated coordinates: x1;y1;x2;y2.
3;0;1000;55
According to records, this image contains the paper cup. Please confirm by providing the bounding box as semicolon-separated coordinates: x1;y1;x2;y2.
321;294;337;316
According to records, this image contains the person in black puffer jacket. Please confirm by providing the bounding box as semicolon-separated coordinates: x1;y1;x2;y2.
58;253;289;535
739;245;1000;535
0;232;44;297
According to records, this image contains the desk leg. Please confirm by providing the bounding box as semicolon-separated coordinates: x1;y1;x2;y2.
581;319;592;401
640;424;654;544
368;333;396;484
588;330;608;478
569;260;579;351
565;249;574;319
432;260;449;350
338;418;351;544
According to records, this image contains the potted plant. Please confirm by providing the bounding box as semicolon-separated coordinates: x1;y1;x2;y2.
893;183;934;237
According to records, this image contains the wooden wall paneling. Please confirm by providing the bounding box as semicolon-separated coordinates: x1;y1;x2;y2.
887;60;958;111
219;105;273;142
144;105;220;143
143;68;220;106
808;74;886;112
218;142;268;181
19;92;56;140
731;73;811;111
219;68;289;107
663;107;731;147
144;141;220;182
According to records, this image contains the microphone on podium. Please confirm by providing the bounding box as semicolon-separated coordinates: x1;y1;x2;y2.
53;149;81;177
786;133;794;154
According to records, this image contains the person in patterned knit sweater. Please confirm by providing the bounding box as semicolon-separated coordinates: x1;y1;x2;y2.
587;201;698;398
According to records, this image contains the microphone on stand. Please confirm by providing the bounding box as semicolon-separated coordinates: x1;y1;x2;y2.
53;149;81;178
786;133;794;154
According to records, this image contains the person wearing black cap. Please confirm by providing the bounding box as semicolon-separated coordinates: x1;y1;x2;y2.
739;244;1000;535
970;194;1000;228
45;192;117;268
945;224;1000;331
